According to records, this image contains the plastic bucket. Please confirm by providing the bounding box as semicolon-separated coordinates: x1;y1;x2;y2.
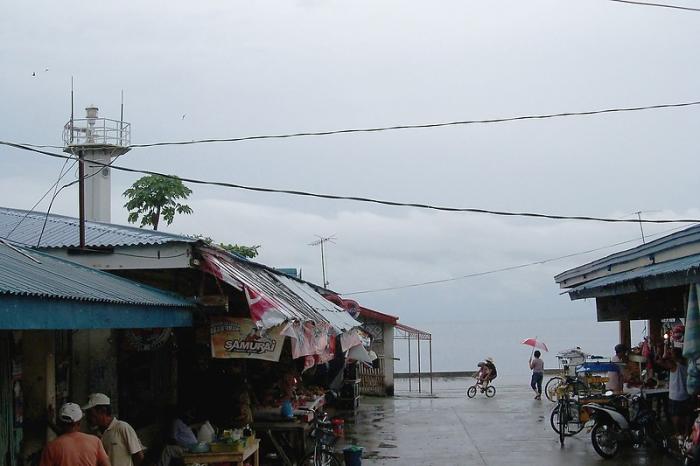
343;446;363;466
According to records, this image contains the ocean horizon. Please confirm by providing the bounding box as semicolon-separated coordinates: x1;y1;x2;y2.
392;317;646;378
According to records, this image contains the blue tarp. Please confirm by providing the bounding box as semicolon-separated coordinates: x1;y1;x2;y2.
576;362;620;373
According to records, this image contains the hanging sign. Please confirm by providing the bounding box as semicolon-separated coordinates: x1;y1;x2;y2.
210;316;284;361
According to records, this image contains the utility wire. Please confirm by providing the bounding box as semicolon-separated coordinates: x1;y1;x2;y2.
126;100;700;148
608;0;700;12
4;140;700;225
343;224;694;295
11;99;700;150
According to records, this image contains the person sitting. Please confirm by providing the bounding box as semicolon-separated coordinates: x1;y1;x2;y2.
484;357;497;383
156;406;197;466
476;362;492;387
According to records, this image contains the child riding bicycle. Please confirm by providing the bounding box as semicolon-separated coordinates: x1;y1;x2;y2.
476;358;497;388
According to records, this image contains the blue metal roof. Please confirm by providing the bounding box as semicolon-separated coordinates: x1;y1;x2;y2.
0;206;194;249
0;241;194;307
568;253;700;299
555;223;700;284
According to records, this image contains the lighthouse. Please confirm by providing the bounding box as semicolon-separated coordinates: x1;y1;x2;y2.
63;106;131;223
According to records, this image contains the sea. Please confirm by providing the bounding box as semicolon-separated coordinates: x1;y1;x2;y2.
392;318;646;378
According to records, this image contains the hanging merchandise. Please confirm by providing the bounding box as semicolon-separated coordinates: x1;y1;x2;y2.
210;316;284;361
281;321;318;359
340;329;362;352
683;285;700;394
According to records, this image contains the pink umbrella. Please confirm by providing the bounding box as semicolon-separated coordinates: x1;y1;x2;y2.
521;338;549;352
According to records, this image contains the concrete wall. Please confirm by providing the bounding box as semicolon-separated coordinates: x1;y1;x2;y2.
71;330;118;414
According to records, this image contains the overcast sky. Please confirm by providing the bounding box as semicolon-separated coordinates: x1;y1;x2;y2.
2;0;699;328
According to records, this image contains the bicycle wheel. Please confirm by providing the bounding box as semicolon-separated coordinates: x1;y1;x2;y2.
550;402;583;436
545;377;564;402
559;401;567;446
467;386;477;398
485;385;496;397
300;450;341;466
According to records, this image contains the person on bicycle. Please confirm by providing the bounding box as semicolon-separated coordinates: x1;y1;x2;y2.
484;357;497;384
476;362;490;386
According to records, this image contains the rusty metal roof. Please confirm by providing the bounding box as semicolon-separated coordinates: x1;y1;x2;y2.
0;206;194;249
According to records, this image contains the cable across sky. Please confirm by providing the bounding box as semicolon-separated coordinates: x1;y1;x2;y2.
3;141;700;225
124;99;700;148
342;224;694;295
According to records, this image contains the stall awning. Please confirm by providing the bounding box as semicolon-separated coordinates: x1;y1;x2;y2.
568;253;700;300
201;249;359;331
0;242;194;329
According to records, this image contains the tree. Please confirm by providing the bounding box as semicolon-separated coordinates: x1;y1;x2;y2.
191;235;260;259
123;175;193;230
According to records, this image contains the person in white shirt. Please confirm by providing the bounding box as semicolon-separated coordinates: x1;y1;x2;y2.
83;393;144;466
529;351;545;400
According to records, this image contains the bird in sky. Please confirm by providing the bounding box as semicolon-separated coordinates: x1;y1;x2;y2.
181;113;187;120
31;72;36;77
44;68;49;72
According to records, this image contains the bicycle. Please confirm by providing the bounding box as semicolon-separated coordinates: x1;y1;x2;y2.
299;407;342;466
466;377;496;398
550;383;585;446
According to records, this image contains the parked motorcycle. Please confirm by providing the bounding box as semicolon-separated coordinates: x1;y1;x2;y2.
682;409;700;466
584;392;668;459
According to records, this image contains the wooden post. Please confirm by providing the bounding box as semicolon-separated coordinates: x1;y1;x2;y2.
619;319;631;349
407;334;411;392
648;319;663;346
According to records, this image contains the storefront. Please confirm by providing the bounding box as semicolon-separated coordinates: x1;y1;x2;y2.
0;243;194;465
555;226;700;395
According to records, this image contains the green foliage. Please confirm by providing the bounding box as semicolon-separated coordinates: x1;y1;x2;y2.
123;175;193;230
190;235;260;258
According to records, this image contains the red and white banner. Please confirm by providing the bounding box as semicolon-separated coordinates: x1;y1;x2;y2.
244;285;285;328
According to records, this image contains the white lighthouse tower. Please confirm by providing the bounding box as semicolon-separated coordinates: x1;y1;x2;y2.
63;106;131;223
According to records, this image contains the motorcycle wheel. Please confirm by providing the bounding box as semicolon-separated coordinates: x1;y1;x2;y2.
467;386;477;398
591;423;621;459
485;386;496;398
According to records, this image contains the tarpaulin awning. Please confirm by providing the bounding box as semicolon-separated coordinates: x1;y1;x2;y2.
200;249;359;331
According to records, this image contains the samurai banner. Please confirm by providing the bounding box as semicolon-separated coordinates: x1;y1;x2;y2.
210;316;284;361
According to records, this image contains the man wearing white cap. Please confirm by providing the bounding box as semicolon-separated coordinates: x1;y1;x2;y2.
40;402;110;466
83;393;144;466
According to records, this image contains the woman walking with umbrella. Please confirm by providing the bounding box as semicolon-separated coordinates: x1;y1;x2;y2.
522;338;548;400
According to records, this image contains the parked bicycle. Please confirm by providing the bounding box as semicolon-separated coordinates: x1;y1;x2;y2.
466;377;496;398
550;383;585;446
299;407;342;466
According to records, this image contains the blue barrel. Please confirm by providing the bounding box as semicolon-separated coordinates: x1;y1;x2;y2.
343;446;363;466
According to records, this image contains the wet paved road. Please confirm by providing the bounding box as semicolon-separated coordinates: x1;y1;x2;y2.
337;376;681;466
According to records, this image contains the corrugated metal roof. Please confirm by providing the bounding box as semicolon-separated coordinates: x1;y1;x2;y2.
568;253;700;298
555;223;700;284
0;207;194;249
275;275;359;331
0;241;194;307
201;248;359;331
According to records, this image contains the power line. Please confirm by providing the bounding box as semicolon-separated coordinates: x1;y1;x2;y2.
4;140;700;225
126;100;700;148
608;0;700;12
342;224;694;295
14;99;700;150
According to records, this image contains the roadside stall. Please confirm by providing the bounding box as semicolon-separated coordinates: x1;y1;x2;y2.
172;248;362;465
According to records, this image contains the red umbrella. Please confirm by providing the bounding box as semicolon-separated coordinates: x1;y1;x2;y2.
521;338;549;352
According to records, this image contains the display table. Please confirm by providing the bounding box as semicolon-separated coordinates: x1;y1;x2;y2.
182;439;259;465
253;419;311;466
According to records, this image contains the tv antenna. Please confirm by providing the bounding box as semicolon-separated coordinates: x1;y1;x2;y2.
309;234;336;288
